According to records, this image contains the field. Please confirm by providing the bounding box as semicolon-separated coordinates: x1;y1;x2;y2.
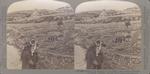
7;6;75;69
74;7;143;70
7;6;143;70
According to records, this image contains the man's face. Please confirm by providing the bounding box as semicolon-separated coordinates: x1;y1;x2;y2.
96;41;101;47
31;40;35;45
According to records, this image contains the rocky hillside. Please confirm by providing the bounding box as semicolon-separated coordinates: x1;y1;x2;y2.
7;6;75;69
74;7;143;70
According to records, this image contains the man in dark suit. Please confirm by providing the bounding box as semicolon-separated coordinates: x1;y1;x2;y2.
21;42;33;69
31;40;39;69
86;40;106;69
21;40;39;69
86;42;97;69
31;49;39;69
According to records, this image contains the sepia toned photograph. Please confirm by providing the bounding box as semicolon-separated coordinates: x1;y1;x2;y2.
7;0;74;69
6;0;144;70
74;0;143;70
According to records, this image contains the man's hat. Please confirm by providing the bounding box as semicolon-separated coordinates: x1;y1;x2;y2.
30;39;35;44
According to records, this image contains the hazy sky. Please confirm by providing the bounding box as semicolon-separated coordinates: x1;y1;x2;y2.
76;0;139;13
8;0;139;13
8;0;70;13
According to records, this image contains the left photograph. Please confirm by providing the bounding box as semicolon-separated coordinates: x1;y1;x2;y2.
7;0;74;69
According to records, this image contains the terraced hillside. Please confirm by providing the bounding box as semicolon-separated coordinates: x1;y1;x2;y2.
74;7;143;70
7;6;75;69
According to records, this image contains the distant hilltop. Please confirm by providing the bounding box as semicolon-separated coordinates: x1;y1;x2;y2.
7;6;74;24
75;7;141;24
8;5;74;16
76;7;141;17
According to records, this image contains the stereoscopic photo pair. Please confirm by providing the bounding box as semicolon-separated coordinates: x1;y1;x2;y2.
7;0;143;70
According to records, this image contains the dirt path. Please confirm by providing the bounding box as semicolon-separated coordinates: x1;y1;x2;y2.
7;45;22;70
74;45;87;70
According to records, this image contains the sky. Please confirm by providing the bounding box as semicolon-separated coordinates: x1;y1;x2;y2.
8;0;70;13
8;0;140;13
76;0;140;13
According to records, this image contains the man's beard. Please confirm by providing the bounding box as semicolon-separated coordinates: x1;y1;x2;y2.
96;45;101;56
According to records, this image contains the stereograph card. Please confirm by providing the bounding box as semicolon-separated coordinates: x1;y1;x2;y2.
0;0;150;74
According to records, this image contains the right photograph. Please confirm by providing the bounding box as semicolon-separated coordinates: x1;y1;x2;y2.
74;0;143;70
